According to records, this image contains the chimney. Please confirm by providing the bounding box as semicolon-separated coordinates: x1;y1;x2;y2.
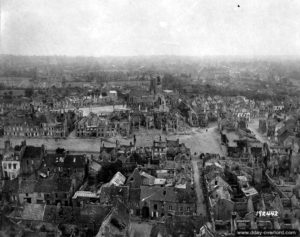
231;212;237;233
18;176;22;187
56;202;62;215
296;174;300;186
4;140;11;151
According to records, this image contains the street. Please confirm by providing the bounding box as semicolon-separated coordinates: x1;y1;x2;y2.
192;158;207;217
248;119;271;145
189;125;225;218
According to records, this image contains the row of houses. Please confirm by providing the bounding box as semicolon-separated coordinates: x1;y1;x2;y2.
3;110;77;138
0;137;201;236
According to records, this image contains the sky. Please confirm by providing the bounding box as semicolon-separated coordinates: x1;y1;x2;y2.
1;0;300;56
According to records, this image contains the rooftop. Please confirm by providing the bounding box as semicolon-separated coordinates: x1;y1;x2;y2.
241;187;258;197
73;191;98;199
109;172;126;186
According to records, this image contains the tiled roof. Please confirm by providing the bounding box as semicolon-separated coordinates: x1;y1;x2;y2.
18;179;37;193
2;179;19;193
9;203;45;221
99;186;129;203
43;205;79;223
101;200;130;235
128;188;141;204
34;178;55;193
42;204;111;227
34;177;72;193
43;154;59;168
79;205;111;225
56;178;72;192
140;186;178;203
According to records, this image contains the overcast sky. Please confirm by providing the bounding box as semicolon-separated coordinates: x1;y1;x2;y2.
1;0;300;56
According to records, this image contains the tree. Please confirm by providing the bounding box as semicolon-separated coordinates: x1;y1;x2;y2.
25;88;34;98
56;147;65;154
96;160;123;183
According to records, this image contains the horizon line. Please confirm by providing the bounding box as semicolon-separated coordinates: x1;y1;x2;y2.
1;53;300;59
